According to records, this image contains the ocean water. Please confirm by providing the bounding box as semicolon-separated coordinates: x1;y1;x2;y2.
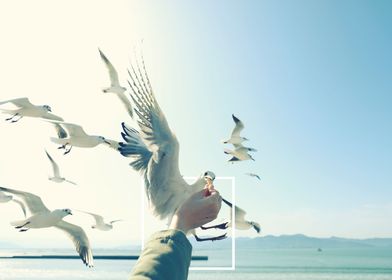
0;248;391;280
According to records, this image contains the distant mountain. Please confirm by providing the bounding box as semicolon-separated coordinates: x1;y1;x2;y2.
191;234;392;250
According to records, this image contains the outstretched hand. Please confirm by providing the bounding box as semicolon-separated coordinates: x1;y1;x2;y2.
169;189;222;234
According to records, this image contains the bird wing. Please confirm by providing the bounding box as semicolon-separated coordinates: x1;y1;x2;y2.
222;197;247;221
117;92;134;117
119;122;153;172
42;112;64;121
123;56;178;165
0;97;34;108
61;122;88;137
65;179;77;186
52;123;68;138
109;219;123;224
55;220;94;267
99;49;121;87
0;186;50;214
246;173;261;180
251;221;261;233
79;210;105;225
45;150;61;178
11;199;27;218
231;114;245;137
234;205;247;221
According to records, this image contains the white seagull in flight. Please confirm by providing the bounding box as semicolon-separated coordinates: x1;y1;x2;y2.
78;210;122;231
99;49;133;117
0;186;94;267
0;97;63;123
0;190;27;217
201;198;261;234
45;150;76;185
119;57;225;242
222;114;249;145
245;173;261;180
49;121;113;155
224;144;257;162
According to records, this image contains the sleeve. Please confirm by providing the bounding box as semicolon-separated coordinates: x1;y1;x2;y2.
129;229;193;280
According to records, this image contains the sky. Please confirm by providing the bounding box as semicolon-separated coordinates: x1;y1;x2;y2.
0;0;391;250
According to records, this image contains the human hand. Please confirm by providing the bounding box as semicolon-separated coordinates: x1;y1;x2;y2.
169;189;222;234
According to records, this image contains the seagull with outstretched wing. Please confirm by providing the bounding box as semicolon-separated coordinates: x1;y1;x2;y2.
0;186;94;267
45;150;76;185
49;121;114;155
0;97;63;123
119;56;225;242
78;210;122;231
245;173;261;180
222;114;249;145
224;143;257;162
99;49;133;117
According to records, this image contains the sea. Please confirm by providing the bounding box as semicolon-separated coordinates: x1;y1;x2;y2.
0;247;391;280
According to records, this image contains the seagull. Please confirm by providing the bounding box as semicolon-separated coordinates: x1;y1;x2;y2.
119;57;226;242
45;150;76;185
0;97;63;123
99;49;133;117
78;210;122;231
49;121;113;155
0;191;27;217
201;198;261;234
245;173;261;180
0;186;94;267
222;114;249;145
224;144;257;162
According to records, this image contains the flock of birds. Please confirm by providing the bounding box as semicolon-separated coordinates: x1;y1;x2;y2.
0;49;261;267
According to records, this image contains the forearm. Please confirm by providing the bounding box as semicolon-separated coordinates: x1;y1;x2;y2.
129;229;192;280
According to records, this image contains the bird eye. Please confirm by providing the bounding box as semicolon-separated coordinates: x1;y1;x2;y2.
204;172;208;176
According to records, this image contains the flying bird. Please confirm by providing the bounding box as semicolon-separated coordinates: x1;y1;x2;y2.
78;210;122;231
245;173;261;180
45;150;76;185
222;114;249;145
49;121;114;155
0;186;93;267
201;198;261;234
0;97;63;123
99;49;133;117
224;144;257;162
0;191;27;217
119;57;226;242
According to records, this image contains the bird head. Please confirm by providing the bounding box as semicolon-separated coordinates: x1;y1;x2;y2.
203;171;216;182
98;136;111;145
62;208;73;216
43;105;52;112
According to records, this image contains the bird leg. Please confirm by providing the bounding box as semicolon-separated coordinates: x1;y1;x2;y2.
5;113;22;122
64;145;72;155
193;232;227;242
200;222;228;230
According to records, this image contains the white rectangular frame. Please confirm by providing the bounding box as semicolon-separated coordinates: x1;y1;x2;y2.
140;176;236;271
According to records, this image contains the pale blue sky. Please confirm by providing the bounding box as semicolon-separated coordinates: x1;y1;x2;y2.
0;0;391;249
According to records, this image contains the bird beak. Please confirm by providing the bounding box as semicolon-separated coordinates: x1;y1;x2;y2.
204;175;213;181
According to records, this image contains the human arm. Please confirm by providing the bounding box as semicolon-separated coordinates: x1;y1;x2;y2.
129;189;222;280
